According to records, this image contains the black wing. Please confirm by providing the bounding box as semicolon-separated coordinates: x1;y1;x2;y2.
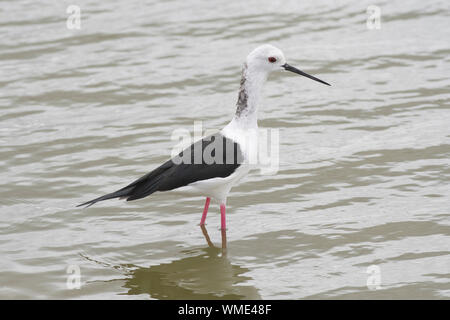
77;133;243;207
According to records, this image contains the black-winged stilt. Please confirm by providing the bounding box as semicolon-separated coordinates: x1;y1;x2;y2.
78;44;330;235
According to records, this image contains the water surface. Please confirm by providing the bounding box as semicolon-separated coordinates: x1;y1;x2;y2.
0;0;449;299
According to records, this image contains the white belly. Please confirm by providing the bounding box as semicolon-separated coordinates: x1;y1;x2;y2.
170;164;250;203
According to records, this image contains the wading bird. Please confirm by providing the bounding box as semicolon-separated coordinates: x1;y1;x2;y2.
78;44;330;237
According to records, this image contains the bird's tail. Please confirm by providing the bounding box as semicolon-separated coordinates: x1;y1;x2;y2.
76;186;135;208
76;160;173;208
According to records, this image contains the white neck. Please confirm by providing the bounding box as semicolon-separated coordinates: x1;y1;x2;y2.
229;63;268;129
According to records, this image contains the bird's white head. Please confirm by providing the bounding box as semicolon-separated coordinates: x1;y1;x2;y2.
245;44;330;86
246;44;287;73
229;44;330;128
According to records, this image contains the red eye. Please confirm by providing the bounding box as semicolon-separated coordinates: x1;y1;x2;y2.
268;57;277;63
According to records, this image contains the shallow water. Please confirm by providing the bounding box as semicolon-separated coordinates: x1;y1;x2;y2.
0;0;449;299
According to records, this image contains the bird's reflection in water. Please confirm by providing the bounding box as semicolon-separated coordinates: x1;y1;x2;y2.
123;225;260;299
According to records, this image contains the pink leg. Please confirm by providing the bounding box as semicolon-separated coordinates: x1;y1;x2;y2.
199;197;210;225
220;203;226;230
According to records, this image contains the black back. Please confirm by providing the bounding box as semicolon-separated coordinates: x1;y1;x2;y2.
78;133;244;206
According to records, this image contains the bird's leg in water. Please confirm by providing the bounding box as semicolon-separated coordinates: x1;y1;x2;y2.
220;203;226;230
199;197;210;225
221;228;227;252
220;202;227;251
200;223;227;254
200;224;214;248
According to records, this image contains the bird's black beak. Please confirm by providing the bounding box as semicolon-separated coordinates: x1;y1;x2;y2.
282;63;330;86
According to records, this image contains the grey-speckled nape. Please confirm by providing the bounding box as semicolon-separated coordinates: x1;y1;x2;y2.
234;63;248;118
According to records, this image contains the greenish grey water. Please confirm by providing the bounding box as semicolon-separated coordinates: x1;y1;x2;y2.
0;0;449;299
